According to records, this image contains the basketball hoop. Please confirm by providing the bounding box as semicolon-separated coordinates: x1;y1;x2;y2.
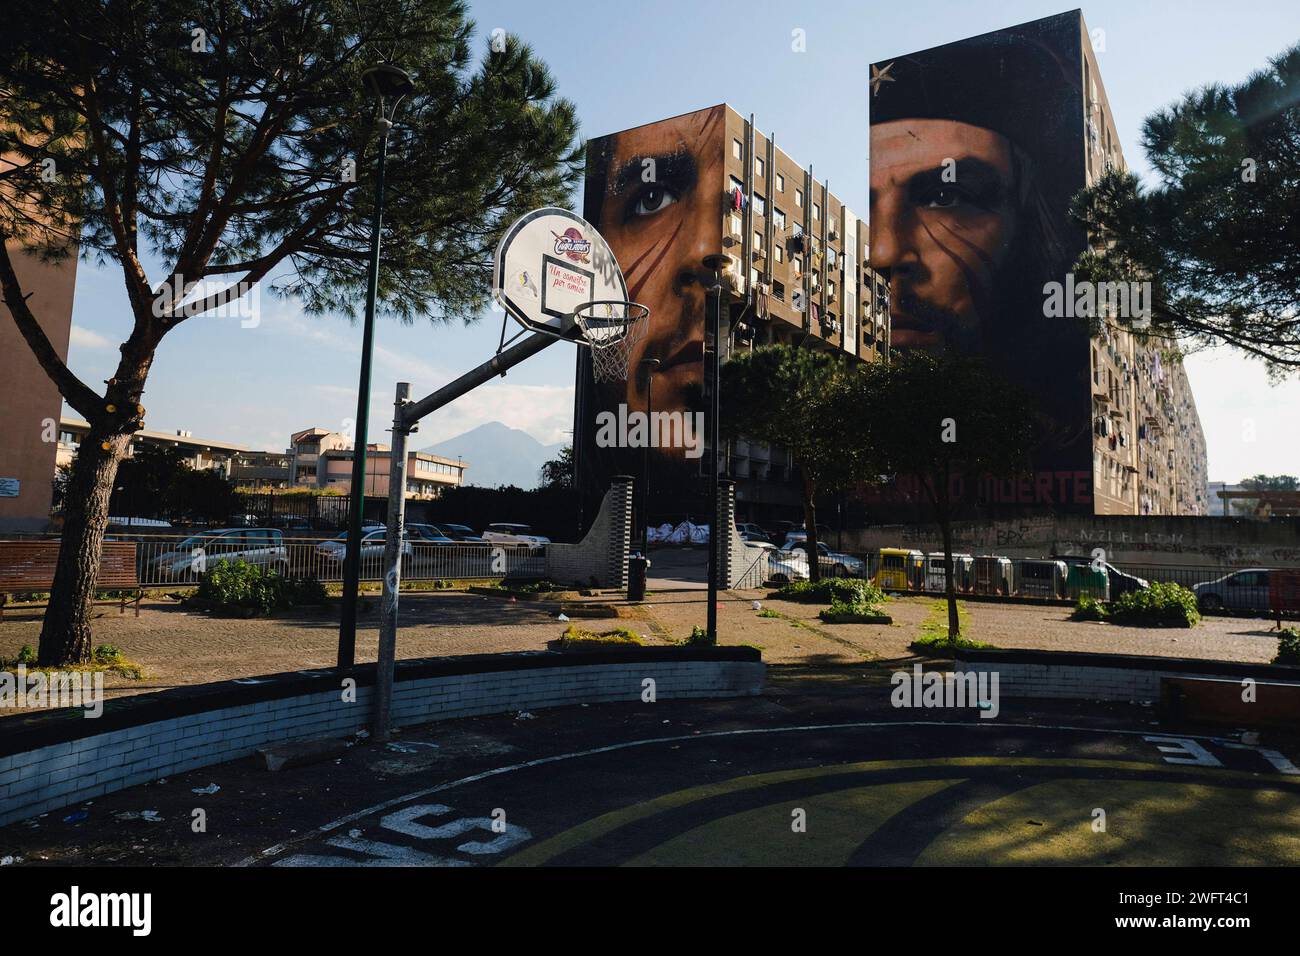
573;299;650;383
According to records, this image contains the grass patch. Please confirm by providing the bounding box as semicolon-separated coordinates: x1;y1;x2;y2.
681;625;716;647
818;598;892;624
756;608;782;618
908;600;987;655
556;623;643;651
1071;595;1109;621
0;643;144;679
496;579;563;594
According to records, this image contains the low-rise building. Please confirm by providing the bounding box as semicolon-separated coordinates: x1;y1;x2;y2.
315;444;467;499
57;417;247;477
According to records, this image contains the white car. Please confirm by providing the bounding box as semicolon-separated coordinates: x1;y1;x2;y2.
782;539;865;578
481;523;551;547
767;550;810;584
316;529;413;564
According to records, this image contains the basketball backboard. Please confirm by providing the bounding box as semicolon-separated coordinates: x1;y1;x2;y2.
493;207;628;339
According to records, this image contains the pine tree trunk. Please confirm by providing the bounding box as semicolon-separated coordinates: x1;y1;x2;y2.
37;425;130;666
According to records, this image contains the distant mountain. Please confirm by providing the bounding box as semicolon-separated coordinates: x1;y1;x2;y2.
421;421;564;489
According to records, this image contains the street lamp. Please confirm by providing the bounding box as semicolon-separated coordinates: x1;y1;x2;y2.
640;357;661;554
703;253;731;646
338;63;414;669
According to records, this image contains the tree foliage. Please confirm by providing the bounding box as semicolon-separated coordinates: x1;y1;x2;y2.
538;444;574;491
850;352;1035;639
0;0;582;663
722;345;871;580
1070;42;1300;377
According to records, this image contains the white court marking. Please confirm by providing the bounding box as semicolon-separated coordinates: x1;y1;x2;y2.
234;720;1294;866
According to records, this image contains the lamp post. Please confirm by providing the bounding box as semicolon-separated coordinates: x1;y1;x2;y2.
338;63;414;669
703;253;730;645
640;357;660;555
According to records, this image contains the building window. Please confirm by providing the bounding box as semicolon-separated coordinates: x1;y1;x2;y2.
733;138;742;160
776;172;785;192
812;202;821;221
795;188;803;208
755;156;764;178
774;244;783;263
754;230;763;251
773;280;785;301
793;256;803;273
753;192;766;216
773;207;786;230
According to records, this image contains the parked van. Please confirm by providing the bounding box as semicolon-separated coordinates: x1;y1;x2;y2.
875;548;924;591
924;552;973;592
1014;559;1067;599
973;555;1013;596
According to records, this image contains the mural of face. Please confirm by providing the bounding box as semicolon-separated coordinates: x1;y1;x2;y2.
870;118;1019;353
589;106;724;424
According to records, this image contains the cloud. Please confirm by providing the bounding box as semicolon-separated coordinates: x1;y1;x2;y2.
69;324;114;350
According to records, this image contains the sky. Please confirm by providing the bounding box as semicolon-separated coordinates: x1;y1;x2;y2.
59;0;1300;480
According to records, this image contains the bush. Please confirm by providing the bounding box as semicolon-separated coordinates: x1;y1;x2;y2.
910;633;992;655
1274;627;1300;665
1108;582;1200;627
1071;596;1109;621
16;644;37;664
683;625;715;647
818;598;891;624
196;560;326;615
771;578;886;607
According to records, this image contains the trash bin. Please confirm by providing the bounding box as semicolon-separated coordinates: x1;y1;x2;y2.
628;555;650;601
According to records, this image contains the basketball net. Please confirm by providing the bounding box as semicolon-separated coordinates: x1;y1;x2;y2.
573;300;649;383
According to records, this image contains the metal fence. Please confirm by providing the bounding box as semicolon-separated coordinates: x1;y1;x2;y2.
2;534;546;589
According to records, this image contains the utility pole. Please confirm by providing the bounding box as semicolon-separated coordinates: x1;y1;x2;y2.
704;253;730;644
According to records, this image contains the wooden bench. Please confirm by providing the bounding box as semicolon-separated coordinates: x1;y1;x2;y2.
0;540;141;617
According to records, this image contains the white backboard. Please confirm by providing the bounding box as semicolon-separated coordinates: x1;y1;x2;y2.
493;207;627;339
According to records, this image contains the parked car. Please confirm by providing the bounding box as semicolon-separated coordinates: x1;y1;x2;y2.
481;523;551;547
735;522;770;542
405;523;455;544
1193;569;1271;613
788;541;865;578
150;528;288;580
767;549;810;584
429;523;486;543
766;521;801;545
315;529;413;567
739;530;774;546
1055;555;1147;598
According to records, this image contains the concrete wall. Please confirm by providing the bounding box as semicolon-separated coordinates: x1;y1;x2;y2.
0;647;764;828
843;515;1300;568
545;476;632;588
954;648;1300;703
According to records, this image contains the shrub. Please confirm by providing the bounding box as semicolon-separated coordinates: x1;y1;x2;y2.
196;560;325;615
1071;596;1109;622
818;598;891;624
93;644;125;665
910;633;992;655
683;625;715;647
16;644;37;664
771;578;886;608
1108;582;1200;627
1274;627;1300;666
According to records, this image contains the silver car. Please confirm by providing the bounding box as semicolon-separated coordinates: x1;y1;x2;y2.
150;528;288;580
1193;568;1271;613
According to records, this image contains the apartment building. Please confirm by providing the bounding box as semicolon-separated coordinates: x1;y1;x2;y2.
314;444;466;499
575;103;891;521
1081;31;1207;516
289;427;351;486
57;417;248;476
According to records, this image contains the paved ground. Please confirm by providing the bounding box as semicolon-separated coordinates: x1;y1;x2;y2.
3;669;1297;867
0;550;1284;712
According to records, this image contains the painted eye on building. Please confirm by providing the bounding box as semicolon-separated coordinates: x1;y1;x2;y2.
632;186;678;217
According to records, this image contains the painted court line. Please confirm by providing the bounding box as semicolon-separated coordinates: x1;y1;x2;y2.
232;719;1286;866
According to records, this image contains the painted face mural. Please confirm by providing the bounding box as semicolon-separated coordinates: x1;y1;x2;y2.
869;13;1097;512
583;106;724;427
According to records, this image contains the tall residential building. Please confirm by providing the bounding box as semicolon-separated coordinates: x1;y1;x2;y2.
869;10;1207;518
574;103;891;523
